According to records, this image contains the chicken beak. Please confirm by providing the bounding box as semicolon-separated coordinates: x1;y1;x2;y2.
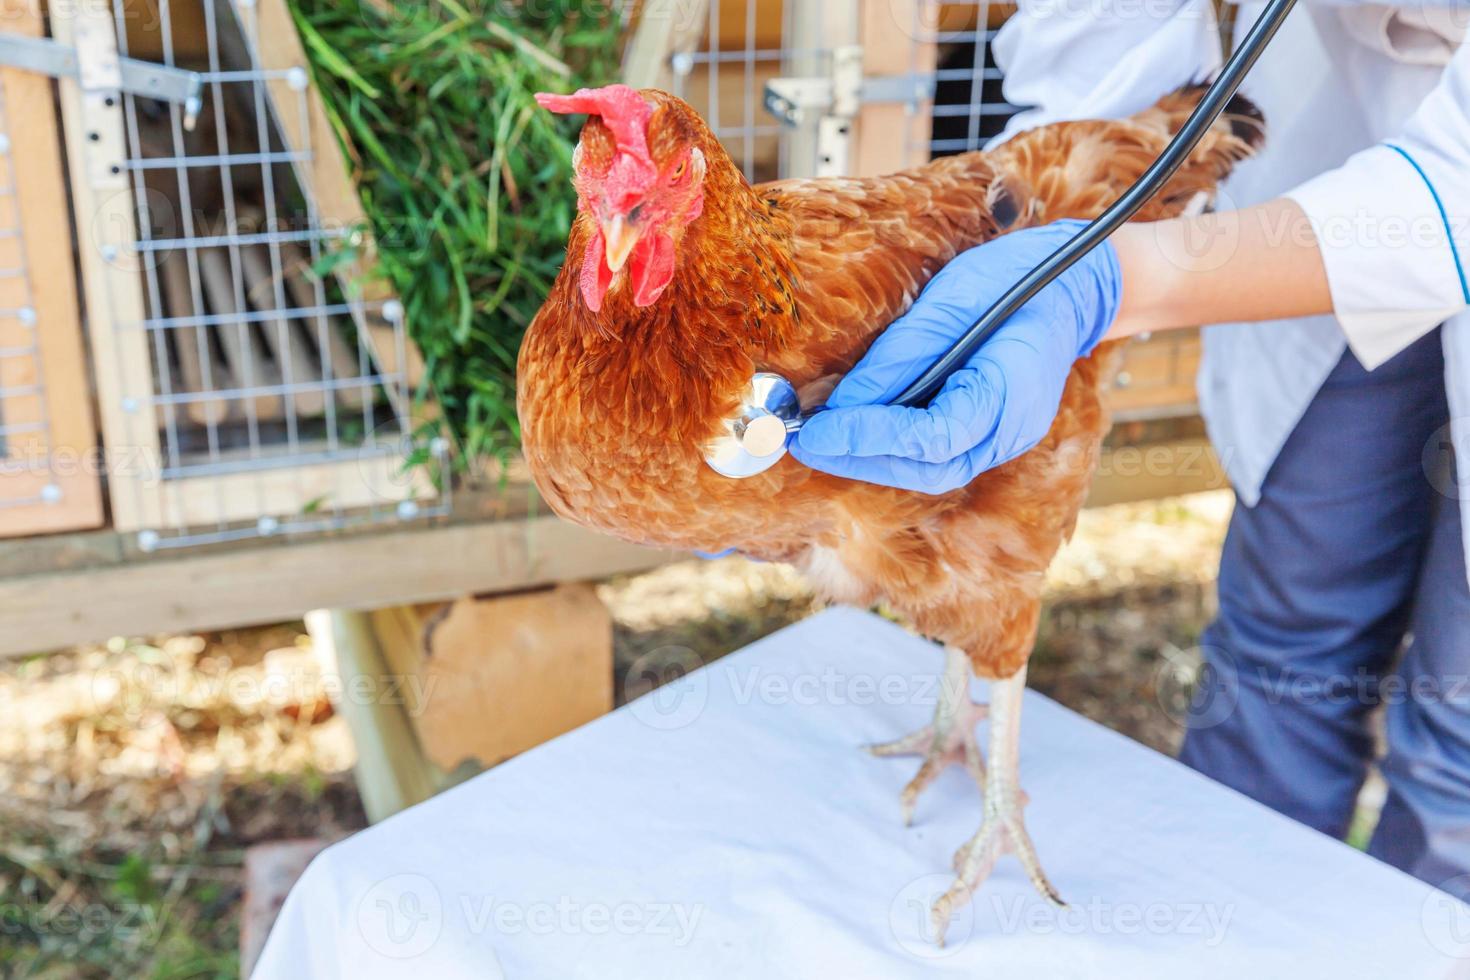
601;214;639;274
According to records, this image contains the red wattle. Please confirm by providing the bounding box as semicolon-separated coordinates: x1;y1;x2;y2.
630;233;675;308
579;231;613;311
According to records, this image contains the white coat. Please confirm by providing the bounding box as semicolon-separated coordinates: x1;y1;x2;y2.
993;0;1470;581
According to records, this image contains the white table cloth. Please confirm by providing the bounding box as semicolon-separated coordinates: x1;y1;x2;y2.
253;608;1470;978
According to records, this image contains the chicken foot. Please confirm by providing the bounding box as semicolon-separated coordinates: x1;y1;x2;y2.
867;645;988;826
930;664;1064;946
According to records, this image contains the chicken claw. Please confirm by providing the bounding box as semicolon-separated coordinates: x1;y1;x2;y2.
930;665;1064;947
867;645;987;826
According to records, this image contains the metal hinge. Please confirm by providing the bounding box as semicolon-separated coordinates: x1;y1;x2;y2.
763;45;935;178
0;33;202;129
764;66;936;127
763;46;864;130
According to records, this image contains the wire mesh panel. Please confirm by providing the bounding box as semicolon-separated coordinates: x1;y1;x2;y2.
0;0;105;538
688;0;856;182
916;0;1017;158
55;0;444;550
634;0;839;183
626;1;1004;184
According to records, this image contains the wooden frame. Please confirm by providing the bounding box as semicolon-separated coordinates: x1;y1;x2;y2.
0;0;105;538
621;0;713;91
854;0;935;176
0;499;674;658
1087;432;1227;508
1109;329;1204;422
53;0;431;535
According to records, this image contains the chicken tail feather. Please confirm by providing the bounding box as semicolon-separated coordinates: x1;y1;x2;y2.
1135;82;1267;155
989;84;1266;228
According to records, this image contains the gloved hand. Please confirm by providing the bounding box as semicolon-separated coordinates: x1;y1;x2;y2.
789;219;1122;493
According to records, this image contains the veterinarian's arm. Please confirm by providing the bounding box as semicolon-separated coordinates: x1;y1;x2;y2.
1112;42;1470;361
1106;197;1332;339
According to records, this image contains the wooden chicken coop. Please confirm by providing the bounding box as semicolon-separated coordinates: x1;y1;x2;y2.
1;0;1227;836
0;0;445;552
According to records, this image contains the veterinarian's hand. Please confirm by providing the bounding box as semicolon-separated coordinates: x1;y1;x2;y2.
790;220;1121;493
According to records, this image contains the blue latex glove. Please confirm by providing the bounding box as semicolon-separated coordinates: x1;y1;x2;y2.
789;219;1122;493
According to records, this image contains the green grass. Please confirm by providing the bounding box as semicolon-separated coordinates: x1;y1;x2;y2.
0;842;240;979
1345;799;1381;852
286;0;622;467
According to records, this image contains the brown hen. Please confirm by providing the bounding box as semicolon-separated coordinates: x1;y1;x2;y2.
518;83;1262;941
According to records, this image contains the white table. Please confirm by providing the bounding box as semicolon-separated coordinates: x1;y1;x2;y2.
253;608;1470;978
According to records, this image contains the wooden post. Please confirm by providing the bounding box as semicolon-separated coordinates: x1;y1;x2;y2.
370;583;613;773
854;0;937;176
782;0;858;179
621;0;712;91
306;583;613;822
305;608;437;823
52;0;166;532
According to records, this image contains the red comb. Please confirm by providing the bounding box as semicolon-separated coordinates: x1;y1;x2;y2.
535;85;654;170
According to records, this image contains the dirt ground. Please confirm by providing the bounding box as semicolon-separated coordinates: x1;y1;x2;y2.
602;490;1235;755
0;492;1238;977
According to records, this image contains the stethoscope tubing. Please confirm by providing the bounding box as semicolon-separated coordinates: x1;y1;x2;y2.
791;0;1297;429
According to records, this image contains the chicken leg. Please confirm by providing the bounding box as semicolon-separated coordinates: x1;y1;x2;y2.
930;664;1063;945
868;645;988;825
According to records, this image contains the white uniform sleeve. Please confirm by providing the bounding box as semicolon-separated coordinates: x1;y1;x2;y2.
991;0;1223;141
1285;43;1470;369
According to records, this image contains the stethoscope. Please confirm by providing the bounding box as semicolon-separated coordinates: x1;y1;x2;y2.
705;0;1297;479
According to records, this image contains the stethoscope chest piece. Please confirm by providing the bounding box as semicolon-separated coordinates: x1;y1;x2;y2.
704;372;802;478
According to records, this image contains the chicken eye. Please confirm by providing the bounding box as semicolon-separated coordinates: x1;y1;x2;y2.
670;159;687;181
